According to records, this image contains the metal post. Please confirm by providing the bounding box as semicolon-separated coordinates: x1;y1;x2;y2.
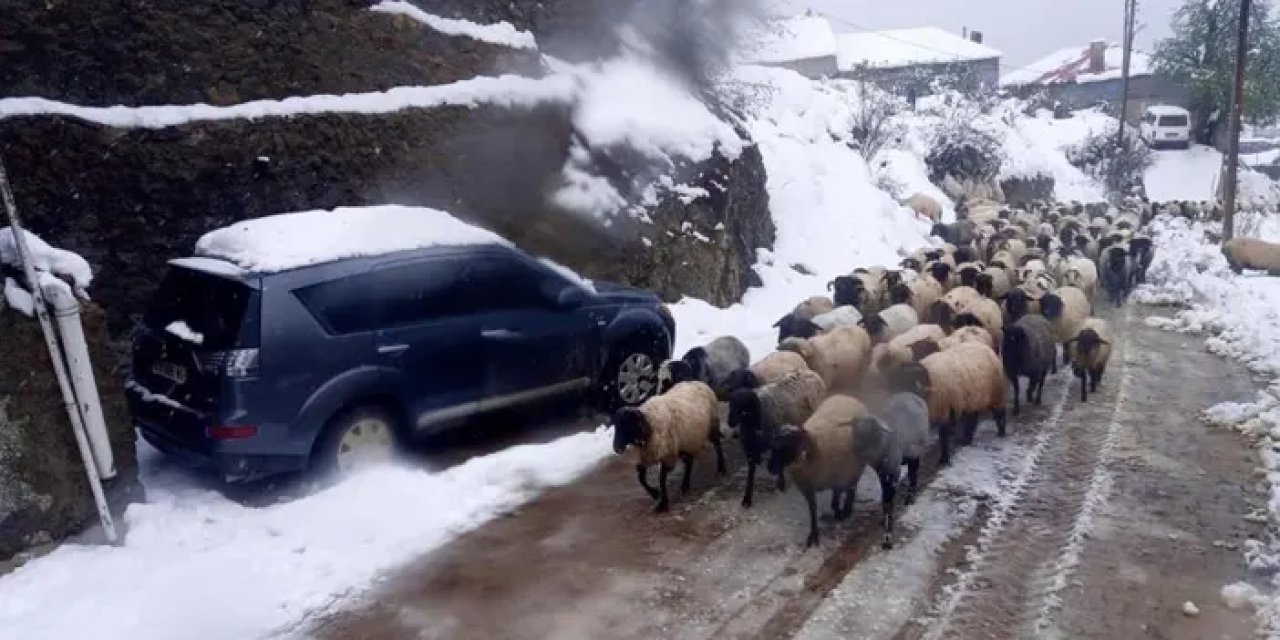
1117;0;1137;145
0;157;119;544
1222;0;1252;241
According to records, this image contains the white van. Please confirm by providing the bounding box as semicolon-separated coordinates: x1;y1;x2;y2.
1139;105;1192;149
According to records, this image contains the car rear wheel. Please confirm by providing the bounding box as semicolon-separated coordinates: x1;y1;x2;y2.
601;337;664;409
314;405;400;477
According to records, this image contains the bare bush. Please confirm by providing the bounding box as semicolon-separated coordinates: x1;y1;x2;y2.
1067;124;1154;196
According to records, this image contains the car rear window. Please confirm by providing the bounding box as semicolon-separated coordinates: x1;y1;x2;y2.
145;267;259;349
1158;115;1189;127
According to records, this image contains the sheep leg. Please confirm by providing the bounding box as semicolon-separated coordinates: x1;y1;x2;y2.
1035;372;1047;405
1062;342;1072;367
993;406;1008;438
1090;368;1103;392
777;474;788;492
636;465;660;501
905;458;921;504
803;490;820;548
679;453;695;494
1024;377;1035;405
1077;372;1089;402
939;419;953;466
961;414;979;445
1009;375;1022;416
839;485;856;520
878;470;897;550
711;432;727;476
655;463;673;513
830;489;844;519
742;460;757;509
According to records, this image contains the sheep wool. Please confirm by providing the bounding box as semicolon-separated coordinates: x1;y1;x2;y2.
864;303;920;344
795;296;835;320
1060;256;1099;299
905;342;1008;462
749;351;810;386
778;326;872;394
873;323;947;372
620;381;720;469
938;325;994;351
784;395;869;497
811;305;864;332
1222;238;1280;273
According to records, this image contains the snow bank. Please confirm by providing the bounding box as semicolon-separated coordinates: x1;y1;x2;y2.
1003;107;1110;202
0;226;94;297
370;1;537;50
0;75;575;129
571;57;743;163
195;205;510;273
1145;145;1222;203
0;431;613;640
1136;215;1280;633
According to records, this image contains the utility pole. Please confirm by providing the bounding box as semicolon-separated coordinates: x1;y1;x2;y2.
1223;0;1252;241
1117;0;1137;145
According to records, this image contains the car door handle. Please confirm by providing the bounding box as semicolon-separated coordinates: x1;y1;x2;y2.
481;329;522;340
378;344;410;355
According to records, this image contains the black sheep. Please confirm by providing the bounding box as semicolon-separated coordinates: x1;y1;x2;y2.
1001;315;1057;414
1101;246;1130;307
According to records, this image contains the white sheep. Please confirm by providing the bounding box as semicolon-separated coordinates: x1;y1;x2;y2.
937;325;995;351
657;336;750;399
1222;238;1280;274
1059;256;1099;300
766;394;869;547
904;193;943;223
777;326;872;394
811;305;864;333
890;342;1008;465
860;303;920;344
612;381;724;512
728;369;827;508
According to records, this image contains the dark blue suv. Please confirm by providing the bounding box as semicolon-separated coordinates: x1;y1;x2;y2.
128;243;674;482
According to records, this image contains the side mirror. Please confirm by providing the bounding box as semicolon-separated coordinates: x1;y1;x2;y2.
557;286;589;309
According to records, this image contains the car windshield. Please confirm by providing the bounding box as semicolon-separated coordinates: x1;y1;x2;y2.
1158;114;1189;127
144;267;256;350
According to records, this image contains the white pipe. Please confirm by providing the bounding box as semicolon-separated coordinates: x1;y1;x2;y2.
0;158;118;544
42;277;116;479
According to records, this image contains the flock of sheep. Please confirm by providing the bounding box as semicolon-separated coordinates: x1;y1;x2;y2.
611;196;1163;550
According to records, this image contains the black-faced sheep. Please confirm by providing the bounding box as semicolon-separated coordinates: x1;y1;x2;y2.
860;303;920;344
975;266;1012;299
723;350;811;396
657;336;751;398
728;369;827;508
953;261;985;289
890;342;1008;465
778;326;872;394
855;392;931;549
1127;236;1154;285
613;381;724;513
1001;314;1056;414
828;274;883;316
949;298;1004;348
1222;238;1280;274
1064;318;1113;402
927;285;983;328
773;296;836;343
1040;286;1091;359
767;394;869;547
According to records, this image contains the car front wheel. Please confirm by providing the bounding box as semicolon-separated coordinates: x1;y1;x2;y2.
601;339;663;409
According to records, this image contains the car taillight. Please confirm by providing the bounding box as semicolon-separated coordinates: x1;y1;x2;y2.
207;425;258;440
198;348;260;378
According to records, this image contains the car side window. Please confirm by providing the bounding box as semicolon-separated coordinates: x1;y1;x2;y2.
458;257;558;314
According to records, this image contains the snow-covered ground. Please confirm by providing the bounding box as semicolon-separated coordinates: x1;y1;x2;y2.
369;1;537;49
1135;215;1280;632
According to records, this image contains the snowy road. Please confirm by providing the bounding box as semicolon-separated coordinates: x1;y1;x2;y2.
306;306;1267;640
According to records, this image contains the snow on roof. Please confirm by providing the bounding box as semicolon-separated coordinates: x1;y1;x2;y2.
836;27;1001;72
1001;42;1152;86
748;13;839;64
195;205;511;274
370;1;537;50
0;227;93;296
0;74;574;128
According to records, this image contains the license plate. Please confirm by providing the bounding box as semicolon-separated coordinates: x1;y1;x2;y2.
152;361;188;385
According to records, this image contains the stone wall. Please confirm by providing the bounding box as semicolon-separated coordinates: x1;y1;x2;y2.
0;303;142;561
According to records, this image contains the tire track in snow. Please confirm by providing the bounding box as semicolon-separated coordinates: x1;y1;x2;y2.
921;309;1130;640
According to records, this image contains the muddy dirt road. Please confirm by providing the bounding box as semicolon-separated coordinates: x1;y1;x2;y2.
307;306;1270;640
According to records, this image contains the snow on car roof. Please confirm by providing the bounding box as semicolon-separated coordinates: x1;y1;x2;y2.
1145;105;1190;116
194;205;511;274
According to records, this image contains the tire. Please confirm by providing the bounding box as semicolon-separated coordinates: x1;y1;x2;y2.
312;405;401;477
599;335;665;410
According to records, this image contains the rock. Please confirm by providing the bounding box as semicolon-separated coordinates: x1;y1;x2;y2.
1181;601;1199;616
1220;582;1261;611
0;304;142;562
